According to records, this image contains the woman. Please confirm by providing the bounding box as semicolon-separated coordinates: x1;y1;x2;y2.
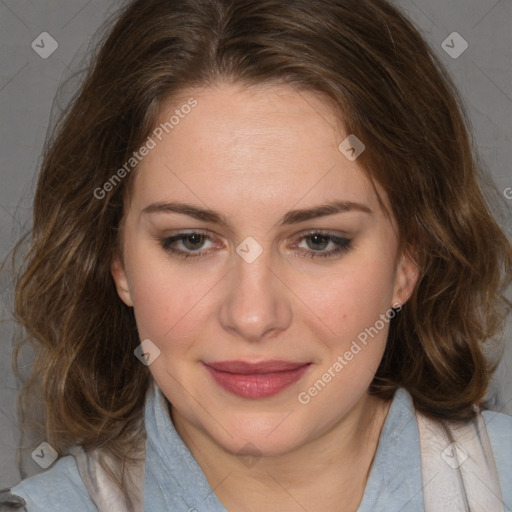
3;0;511;510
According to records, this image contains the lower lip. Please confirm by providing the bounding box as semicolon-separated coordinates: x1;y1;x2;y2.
204;364;311;399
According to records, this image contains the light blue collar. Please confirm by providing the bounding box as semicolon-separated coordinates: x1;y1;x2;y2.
144;381;424;512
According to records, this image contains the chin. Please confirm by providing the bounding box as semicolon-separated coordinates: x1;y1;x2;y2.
226;432;303;459
209;413;311;458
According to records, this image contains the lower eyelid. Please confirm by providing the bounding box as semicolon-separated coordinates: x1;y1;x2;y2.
160;232;352;259
296;241;351;256
292;233;350;247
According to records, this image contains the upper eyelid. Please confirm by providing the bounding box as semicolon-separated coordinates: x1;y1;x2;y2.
160;231;352;263
291;230;351;241
163;228;351;240
162;230;351;251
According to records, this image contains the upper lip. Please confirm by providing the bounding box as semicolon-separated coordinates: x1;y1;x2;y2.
204;360;311;374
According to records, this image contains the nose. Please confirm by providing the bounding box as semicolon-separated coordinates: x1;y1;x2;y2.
218;249;293;343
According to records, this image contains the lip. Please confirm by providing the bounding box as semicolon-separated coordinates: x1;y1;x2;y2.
203;360;312;399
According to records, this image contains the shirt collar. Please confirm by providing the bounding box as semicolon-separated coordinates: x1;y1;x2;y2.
145;380;424;512
145;379;228;511
356;388;425;511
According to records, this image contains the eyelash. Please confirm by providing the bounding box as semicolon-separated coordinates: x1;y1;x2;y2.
159;230;352;261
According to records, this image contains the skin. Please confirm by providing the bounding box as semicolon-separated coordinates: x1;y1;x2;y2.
111;82;419;511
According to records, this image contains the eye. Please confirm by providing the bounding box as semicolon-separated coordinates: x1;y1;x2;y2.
292;231;352;259
159;230;352;261
160;231;219;260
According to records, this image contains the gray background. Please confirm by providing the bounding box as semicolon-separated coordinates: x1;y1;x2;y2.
0;0;511;490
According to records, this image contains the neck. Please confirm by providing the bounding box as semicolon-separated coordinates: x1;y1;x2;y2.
170;392;393;512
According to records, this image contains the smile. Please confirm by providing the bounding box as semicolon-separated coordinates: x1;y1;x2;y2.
203;360;312;399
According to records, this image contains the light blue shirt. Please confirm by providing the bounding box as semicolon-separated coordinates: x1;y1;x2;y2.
8;382;512;511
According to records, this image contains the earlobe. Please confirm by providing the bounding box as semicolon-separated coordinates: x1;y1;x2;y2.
111;257;134;307
392;248;420;307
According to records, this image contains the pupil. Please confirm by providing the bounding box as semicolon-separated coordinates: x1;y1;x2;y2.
308;234;328;250
184;234;204;250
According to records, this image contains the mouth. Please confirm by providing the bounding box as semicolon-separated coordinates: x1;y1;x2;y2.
203;360;312;399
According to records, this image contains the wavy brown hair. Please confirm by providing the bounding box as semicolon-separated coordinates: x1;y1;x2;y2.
12;0;512;493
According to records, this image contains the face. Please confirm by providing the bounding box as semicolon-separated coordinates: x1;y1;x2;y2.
111;82;418;457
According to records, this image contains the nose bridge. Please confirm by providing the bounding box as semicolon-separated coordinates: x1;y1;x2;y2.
218;242;292;341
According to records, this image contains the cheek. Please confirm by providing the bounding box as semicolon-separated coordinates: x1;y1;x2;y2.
295;251;397;343
296;258;395;417
123;241;214;350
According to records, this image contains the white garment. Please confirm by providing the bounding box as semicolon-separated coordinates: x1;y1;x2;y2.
70;398;504;512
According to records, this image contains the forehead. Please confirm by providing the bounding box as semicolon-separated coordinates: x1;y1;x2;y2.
129;83;386;218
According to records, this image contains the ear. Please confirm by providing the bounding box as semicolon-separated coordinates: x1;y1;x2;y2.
111;256;134;307
392;247;420;308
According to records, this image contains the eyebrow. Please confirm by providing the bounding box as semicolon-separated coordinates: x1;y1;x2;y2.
141;200;372;227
